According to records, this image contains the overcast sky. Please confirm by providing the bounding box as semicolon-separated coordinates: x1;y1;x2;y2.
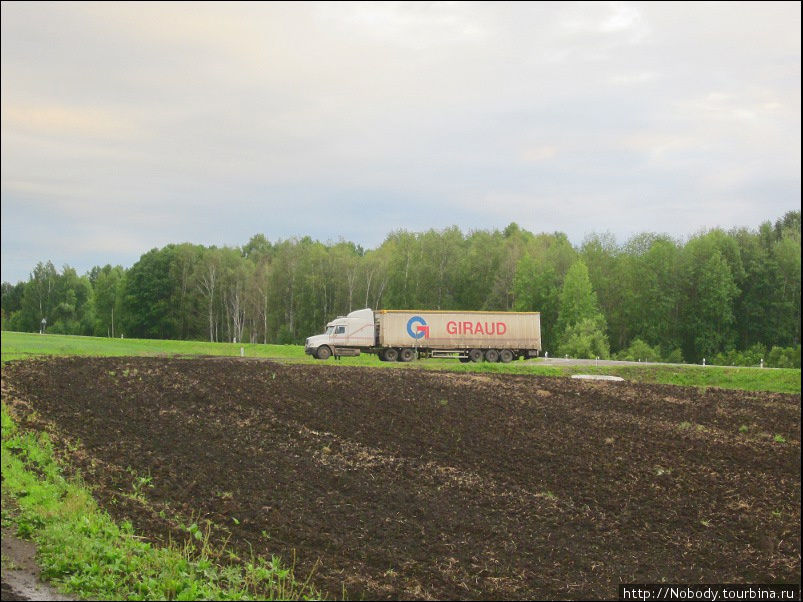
2;1;800;283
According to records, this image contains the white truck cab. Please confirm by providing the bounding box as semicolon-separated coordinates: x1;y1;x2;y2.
304;308;375;359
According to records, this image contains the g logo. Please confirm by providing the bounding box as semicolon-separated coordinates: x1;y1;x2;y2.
406;316;429;339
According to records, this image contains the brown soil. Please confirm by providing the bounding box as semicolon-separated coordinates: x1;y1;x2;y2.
2;357;800;600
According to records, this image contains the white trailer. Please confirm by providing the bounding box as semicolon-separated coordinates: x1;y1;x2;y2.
304;308;541;363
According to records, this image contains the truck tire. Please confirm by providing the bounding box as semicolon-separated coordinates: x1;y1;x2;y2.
485;349;500;363
382;348;399;362
499;349;514;363
316;346;332;360
398;348;415;362
468;348;483;363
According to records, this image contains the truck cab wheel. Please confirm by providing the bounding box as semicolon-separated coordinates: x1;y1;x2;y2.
382;348;399;362
468;349;484;363
316;346;332;360
499;349;514;363
485;349;500;363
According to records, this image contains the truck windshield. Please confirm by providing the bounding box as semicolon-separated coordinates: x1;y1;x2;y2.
325;326;335;335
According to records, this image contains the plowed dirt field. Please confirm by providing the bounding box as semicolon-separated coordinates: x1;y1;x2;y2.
2;357;800;600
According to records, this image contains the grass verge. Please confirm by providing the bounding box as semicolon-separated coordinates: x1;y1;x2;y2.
2;330;799;394
1;402;318;601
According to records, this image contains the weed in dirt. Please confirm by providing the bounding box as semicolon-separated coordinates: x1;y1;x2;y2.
1;553;18;571
774;434;787;443
678;421;693;430
739;425;749;433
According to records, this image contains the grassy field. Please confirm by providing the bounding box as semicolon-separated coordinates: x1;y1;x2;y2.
1;330;800;393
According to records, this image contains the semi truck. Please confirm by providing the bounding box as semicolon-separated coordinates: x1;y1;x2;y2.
304;308;541;362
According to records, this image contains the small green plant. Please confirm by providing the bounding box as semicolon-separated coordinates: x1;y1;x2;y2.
126;467;154;500
773;434;786;443
739;424;749;433
187;522;204;542
678;421;693;430
1;553;18;570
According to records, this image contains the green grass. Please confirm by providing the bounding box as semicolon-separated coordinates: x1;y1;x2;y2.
1;402;318;601
2;330;799;394
1;330;305;363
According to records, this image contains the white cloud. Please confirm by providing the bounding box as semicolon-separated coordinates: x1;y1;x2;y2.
1;1;800;282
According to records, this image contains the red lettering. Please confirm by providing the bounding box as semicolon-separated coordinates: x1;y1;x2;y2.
446;321;457;335
497;322;507;335
475;322;485;335
463;321;473;335
486;322;496;335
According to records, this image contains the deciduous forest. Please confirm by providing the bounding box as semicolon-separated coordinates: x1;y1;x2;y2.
2;211;800;366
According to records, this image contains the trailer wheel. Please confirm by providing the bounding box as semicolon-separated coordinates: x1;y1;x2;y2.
499;349;514;363
316;346;332;360
468;349;483;363
382;348;399;362
485;349;500;363
399;348;416;362
459;356;470;363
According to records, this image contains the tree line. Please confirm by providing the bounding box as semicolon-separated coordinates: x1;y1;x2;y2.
2;211;800;367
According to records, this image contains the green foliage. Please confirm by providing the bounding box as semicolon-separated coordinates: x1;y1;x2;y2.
679;235;740;362
710;343;765;367
1;211;799;359
557;317;611;359
556;261;604;333
555;260;610;357
661;347;684;364
767;345;801;369
616;338;663;362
